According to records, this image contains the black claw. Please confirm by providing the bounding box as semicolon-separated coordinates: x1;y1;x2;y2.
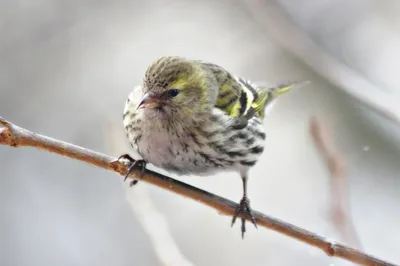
241;217;246;239
127;159;147;186
117;153;135;162
130;179;139;186
117;154;147;186
231;196;257;238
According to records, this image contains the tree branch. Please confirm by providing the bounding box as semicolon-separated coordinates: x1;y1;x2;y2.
0;116;397;266
310;117;361;248
239;0;400;125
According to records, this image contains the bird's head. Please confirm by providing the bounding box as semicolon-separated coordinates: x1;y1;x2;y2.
137;56;217;122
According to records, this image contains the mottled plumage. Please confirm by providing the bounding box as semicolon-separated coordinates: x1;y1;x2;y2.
121;56;308;237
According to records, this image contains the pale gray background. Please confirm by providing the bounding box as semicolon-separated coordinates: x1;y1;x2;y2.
1;0;399;265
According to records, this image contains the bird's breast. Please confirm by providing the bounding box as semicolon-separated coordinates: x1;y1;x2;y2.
125;110;267;176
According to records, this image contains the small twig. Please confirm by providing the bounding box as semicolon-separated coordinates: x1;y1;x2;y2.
310;117;362;248
0;116;397;266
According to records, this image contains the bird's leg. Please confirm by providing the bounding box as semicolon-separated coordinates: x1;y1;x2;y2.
231;174;257;238
117;154;147;187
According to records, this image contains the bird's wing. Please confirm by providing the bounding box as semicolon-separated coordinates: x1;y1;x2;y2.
215;77;308;129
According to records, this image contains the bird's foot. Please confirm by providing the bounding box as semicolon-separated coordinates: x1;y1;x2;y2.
117;154;147;187
231;196;257;238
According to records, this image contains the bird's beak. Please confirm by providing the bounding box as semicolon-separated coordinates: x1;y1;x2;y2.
137;92;161;109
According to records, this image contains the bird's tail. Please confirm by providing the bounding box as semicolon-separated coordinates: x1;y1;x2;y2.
254;80;309;119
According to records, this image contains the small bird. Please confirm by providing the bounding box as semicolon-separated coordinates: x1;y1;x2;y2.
120;56;307;237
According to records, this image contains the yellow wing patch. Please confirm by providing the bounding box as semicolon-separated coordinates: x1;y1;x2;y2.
230;81;255;117
215;74;308;120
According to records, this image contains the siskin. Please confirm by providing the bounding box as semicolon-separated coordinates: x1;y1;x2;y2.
120;56;308;238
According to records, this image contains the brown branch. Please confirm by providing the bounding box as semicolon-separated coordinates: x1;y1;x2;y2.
310;117;362;248
0;116;397;266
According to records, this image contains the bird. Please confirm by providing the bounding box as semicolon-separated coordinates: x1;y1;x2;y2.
119;56;308;238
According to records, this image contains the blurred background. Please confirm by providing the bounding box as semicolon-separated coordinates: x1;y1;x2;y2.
1;0;400;265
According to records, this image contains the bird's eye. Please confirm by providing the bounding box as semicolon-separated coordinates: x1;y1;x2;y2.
168;89;179;98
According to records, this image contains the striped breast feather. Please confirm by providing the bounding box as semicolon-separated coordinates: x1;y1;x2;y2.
228;78;309;120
